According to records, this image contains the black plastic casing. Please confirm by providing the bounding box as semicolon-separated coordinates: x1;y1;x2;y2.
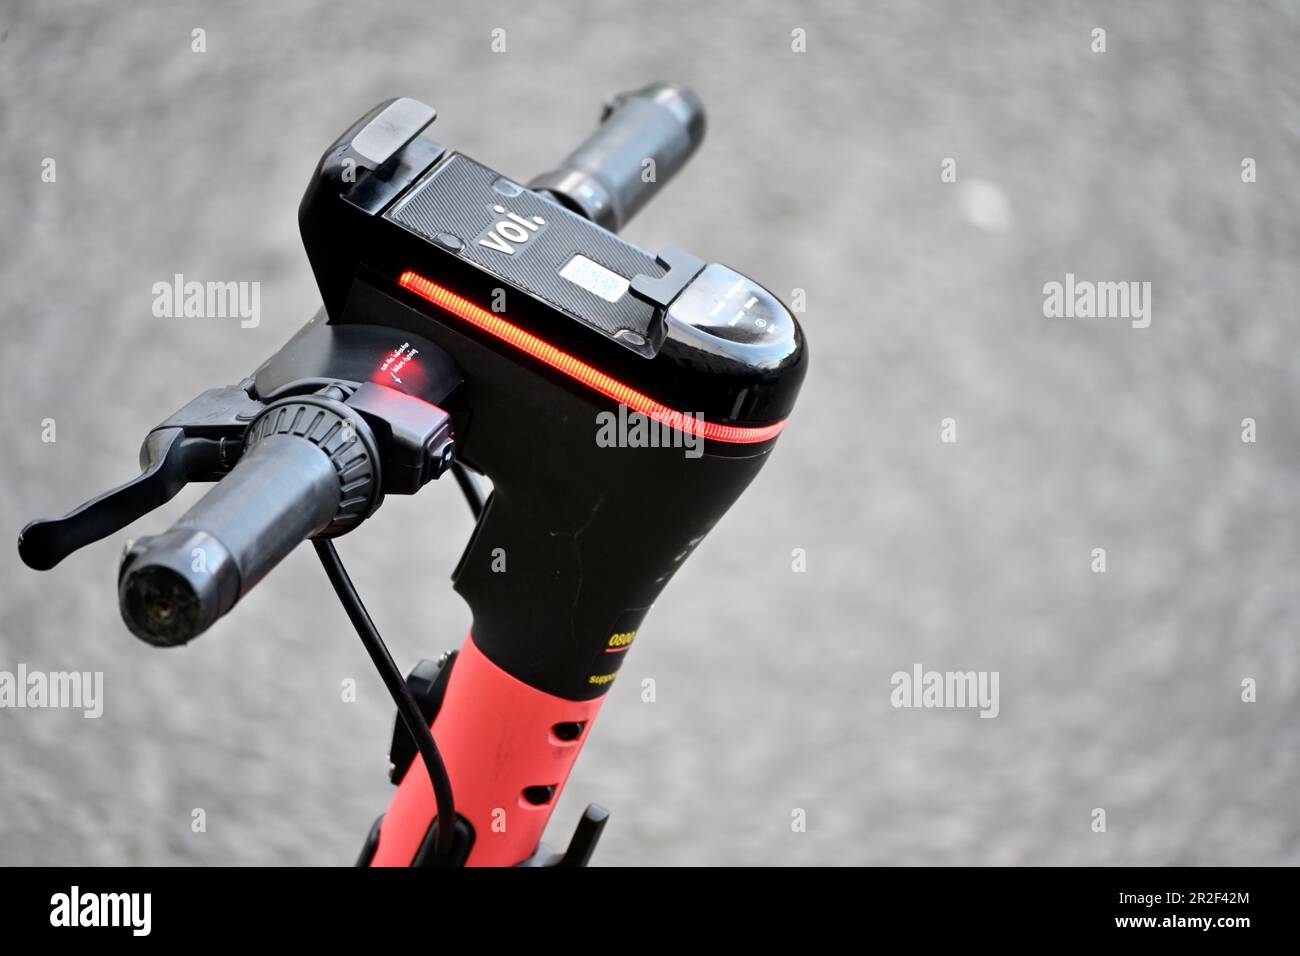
286;98;807;700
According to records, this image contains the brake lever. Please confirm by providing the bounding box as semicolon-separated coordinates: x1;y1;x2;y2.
19;429;219;570
17;385;263;571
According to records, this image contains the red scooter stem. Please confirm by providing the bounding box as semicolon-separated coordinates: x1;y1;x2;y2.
370;633;604;866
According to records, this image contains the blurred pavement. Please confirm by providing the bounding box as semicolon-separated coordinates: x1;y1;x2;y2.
1;0;1298;864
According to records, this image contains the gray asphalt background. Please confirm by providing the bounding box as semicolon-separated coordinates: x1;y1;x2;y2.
2;1;1298;865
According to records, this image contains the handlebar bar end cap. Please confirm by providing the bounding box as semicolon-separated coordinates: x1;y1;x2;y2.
118;530;239;647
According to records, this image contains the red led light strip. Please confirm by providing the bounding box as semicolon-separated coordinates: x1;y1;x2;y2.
398;271;786;444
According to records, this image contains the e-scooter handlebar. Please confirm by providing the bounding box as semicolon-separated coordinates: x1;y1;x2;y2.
19;84;808;868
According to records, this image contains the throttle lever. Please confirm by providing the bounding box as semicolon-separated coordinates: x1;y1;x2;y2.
18;429;224;571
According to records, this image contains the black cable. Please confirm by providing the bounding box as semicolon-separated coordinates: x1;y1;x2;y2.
313;538;457;860
451;461;487;518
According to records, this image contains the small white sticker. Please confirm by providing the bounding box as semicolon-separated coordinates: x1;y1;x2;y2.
559;254;630;303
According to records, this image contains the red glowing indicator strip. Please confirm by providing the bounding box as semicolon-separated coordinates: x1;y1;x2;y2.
398;271;786;444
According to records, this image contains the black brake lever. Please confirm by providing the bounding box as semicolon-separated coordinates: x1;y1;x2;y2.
17;385;263;571
18;429;221;570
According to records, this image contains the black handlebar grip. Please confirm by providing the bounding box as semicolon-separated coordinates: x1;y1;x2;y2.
529;82;705;233
119;398;380;646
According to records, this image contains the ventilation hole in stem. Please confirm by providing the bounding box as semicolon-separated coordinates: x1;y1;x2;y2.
552;721;585;741
522;785;557;806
